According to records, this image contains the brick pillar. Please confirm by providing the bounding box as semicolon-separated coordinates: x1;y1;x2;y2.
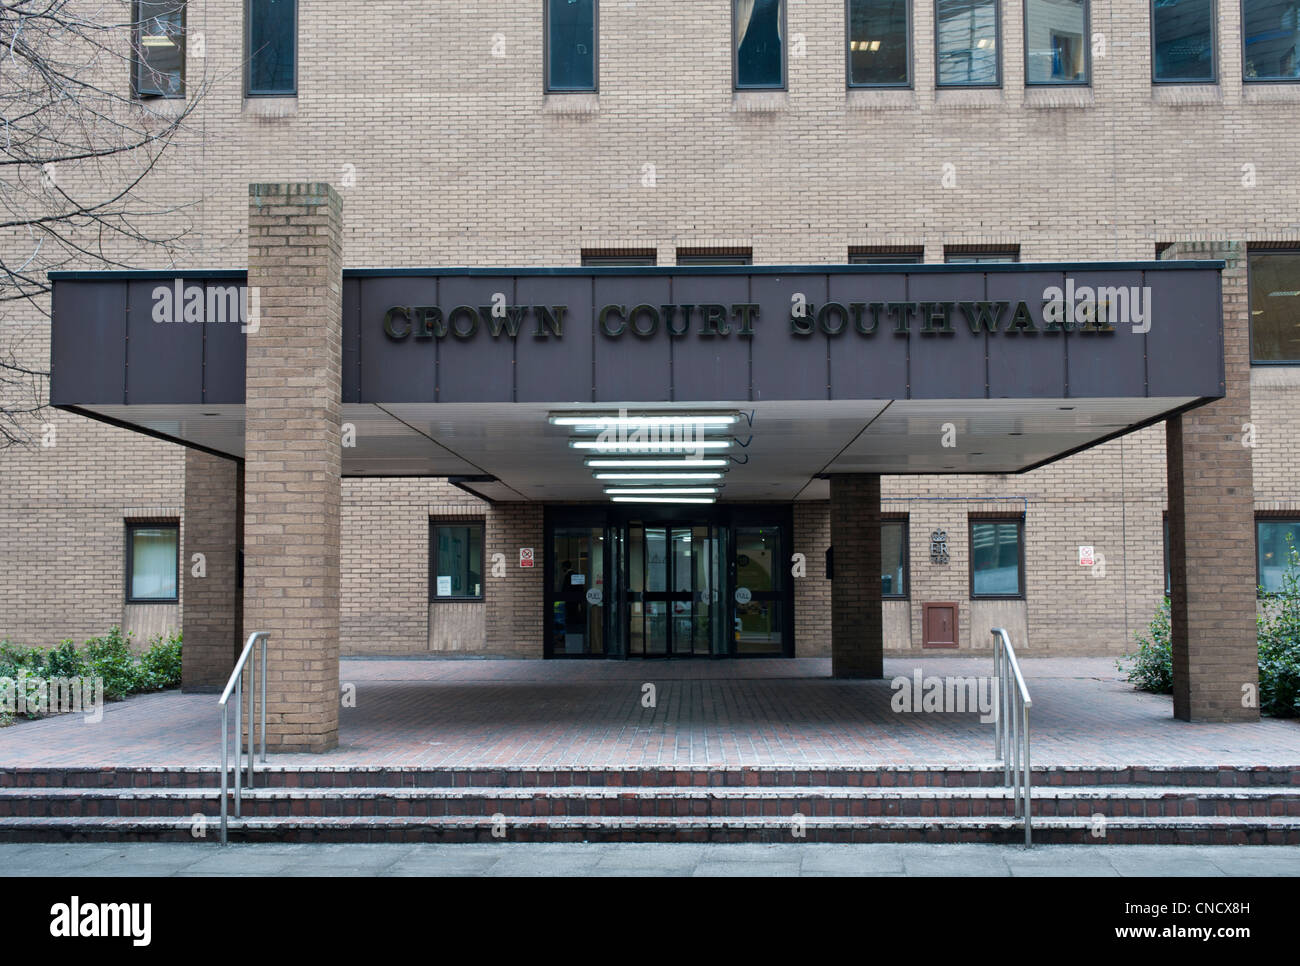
244;183;344;752
485;503;544;657
181;450;243;691
830;474;883;678
1163;241;1259;722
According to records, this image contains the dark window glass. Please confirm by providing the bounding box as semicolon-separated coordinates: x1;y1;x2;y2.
970;519;1023;597
848;0;910;85
581;253;656;266
735;0;785;88
1163;515;1171;595
1249;251;1300;362
431;524;484;600
677;252;753;266
1243;0;1300;80
548;0;597;91
882;521;909;597
945;249;1019;263
134;1;185;98
248;0;296;95
127;523;179;601
850;250;924;263
1257;519;1300;594
1025;0;1088;84
1153;0;1215;81
936;0;1000;86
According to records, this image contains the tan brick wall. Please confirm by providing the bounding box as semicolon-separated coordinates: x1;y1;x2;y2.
0;0;1297;663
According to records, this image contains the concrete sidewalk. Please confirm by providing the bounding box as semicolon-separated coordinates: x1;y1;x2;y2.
2;842;1298;877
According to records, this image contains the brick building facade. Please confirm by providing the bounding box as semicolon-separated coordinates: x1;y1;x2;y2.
2;1;1296;738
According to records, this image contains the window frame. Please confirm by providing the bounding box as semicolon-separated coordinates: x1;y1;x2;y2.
968;516;1026;600
944;247;1020;263
1255;516;1300;597
1248;247;1300;364
733;0;789;91
544;0;599;93
676;249;754;266
882;517;911;599
1241;0;1300;83
245;0;298;98
845;0;914;88
124;521;180;604
132;0;187;100
1150;0;1218;84
429;521;486;602
1022;0;1092;87
581;251;656;267
934;0;1003;88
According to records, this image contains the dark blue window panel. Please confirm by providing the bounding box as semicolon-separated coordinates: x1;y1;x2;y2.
548;0;596;91
735;0;785;88
1153;0;1215;81
1243;0;1300;80
248;0;297;95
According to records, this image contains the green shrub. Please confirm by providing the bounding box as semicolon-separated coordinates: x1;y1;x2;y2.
1118;596;1173;695
82;626;141;701
137;630;183;691
1257;543;1300;718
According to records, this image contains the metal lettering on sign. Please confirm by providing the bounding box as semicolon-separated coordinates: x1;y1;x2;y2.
929;530;949;565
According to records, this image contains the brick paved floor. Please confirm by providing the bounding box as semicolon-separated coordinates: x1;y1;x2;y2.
1;657;1297;768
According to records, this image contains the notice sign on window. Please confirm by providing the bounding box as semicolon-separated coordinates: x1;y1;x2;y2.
1078;546;1095;566
571;573;585;585
436;575;452;596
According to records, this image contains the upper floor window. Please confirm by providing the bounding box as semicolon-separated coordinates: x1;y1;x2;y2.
734;0;786;89
1243;0;1300;80
133;1;185;99
247;0;297;96
126;522;179;603
547;0;597;91
1024;0;1089;85
1248;249;1300;363
1152;0;1216;82
847;0;911;86
582;250;656;267
970;518;1025;598
849;247;925;263
944;246;1020;263
936;0;1000;86
677;248;753;266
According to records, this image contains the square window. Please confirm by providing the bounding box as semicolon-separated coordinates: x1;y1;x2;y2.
936;0;1000;87
134;1;186;98
1152;0;1216;82
1243;0;1300;80
547;0;597;91
847;0;911;86
734;0;787;89
1257;518;1300;595
247;0;297;96
1249;250;1300;363
126;523;179;602
431;523;485;600
970;518;1024;598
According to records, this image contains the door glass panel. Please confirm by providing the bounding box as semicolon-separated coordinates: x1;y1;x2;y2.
629;525;645;656
735;525;784;655
550;527;604;655
646;600;668;654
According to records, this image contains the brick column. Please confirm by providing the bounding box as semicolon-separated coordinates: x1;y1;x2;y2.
830;474;883;678
1163;241;1259;722
244;183;344;752
181;450;242;691
485;504;544;657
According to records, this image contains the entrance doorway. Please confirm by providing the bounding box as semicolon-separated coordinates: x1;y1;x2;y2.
543;506;793;658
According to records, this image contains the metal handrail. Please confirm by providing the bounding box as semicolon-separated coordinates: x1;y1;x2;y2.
219;631;269;845
990;627;1033;847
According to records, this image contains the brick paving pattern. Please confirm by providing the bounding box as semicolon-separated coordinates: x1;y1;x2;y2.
1;657;1297;769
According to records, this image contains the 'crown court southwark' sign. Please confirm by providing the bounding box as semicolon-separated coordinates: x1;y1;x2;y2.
48;263;1225;408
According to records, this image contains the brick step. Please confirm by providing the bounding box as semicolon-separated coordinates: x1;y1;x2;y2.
1;785;1296;820
1;813;1296;845
4;764;1298;790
